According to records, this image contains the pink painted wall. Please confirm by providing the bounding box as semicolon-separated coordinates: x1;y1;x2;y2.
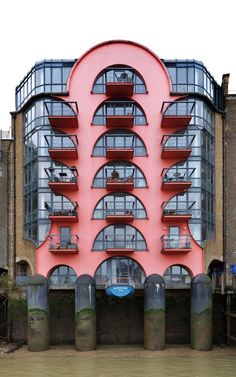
36;41;203;279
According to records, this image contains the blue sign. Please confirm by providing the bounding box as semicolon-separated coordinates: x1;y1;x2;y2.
106;285;135;298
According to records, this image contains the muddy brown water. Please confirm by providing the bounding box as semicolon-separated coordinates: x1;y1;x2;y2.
0;345;236;377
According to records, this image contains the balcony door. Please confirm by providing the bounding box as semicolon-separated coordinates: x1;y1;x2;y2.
169;227;180;248
60;226;71;247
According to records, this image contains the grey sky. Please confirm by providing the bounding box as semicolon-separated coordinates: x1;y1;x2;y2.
0;0;234;131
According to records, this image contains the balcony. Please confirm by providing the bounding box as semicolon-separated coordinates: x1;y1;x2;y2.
45;201;78;222
104;134;134;159
45;101;78;129
106;115;134;128
105;70;134;97
105;203;135;223
105;236;136;254
45;134;78;159
161;134;195;159
161;235;191;254
160;101;195;128
46;167;78;191
106;177;134;191
161;167;194;191
161;201;195;222
49;235;79;254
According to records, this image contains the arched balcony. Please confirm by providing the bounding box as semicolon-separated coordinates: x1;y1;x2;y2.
92;100;147;128
44;194;78;222
161;100;195;128
44;100;79;129
92;131;147;159
93;193;147;222
92;65;147;96
45;132;78;159
48;265;77;289
93;224;147;254
92;161;147;191
163;265;192;288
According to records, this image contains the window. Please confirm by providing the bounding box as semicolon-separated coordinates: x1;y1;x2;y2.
49;265;77;286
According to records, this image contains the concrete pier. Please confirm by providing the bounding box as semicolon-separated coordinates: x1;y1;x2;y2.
144;274;165;350
75;274;96;351
27;274;49;351
191;273;212;351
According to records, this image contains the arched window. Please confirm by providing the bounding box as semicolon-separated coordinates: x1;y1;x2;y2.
95;257;146;287
163;265;191;286
93;224;147;251
92;65;147;94
92;99;147;125
93;193;147;219
92;161;147;188
92;131;147;157
49;265;77;286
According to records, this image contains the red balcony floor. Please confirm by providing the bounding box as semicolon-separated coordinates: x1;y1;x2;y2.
106;82;134;97
106;248;134;254
106;178;134;191
106;214;134;223
106;115;134;128
162;213;192;222
48;116;78;129
48;182;78;191
161;247;191;254
49;247;78;254
161;115;192;128
161;148;192;159
106;148;134;159
48;215;78;223
48;148;78;159
161;181;192;190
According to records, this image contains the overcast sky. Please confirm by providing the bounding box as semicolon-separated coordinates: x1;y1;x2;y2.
0;0;235;131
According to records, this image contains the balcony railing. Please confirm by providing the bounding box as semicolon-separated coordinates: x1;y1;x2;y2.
162;201;195;221
46;166;78;190
49;235;79;254
105;71;134;97
161;167;195;190
160;101;195;128
45;134;78;159
45;101;78;128
94;235;146;253
161;235;191;253
106;177;134;191
161;134;195;159
45;201;78;222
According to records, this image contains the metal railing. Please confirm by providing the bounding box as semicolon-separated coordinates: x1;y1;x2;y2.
44;101;78;116
45;167;78;183
161;134;195;149
161;101;195;116
94;235;146;251
45;134;78;149
162;201;195;215
161;235;191;249
49;234;79;250
45;201;78;216
162;167;195;182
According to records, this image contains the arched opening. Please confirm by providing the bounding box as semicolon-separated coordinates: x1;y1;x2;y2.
93;224;147;252
95;257;145;345
164;264;192;344
48;265;77;344
48;265;77;289
92;99;147;125
208;259;224;291
92;130;147;157
93;192;147;220
92;161;147;189
92;65;147;94
15;260;32;285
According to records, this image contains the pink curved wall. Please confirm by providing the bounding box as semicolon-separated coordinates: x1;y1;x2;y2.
36;41;203;278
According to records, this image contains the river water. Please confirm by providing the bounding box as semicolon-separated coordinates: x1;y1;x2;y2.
0;345;236;377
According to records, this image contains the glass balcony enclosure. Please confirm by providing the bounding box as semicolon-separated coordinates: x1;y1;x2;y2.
45;166;78;184
161;235;191;249
45;133;78;149
92;100;147;125
94;257;146;288
92;132;147;157
93;162;147;188
93;193;147;219
92;66;147;94
49;234;79;252
45;201;78;217
162;199;195;215
93;225;147;251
